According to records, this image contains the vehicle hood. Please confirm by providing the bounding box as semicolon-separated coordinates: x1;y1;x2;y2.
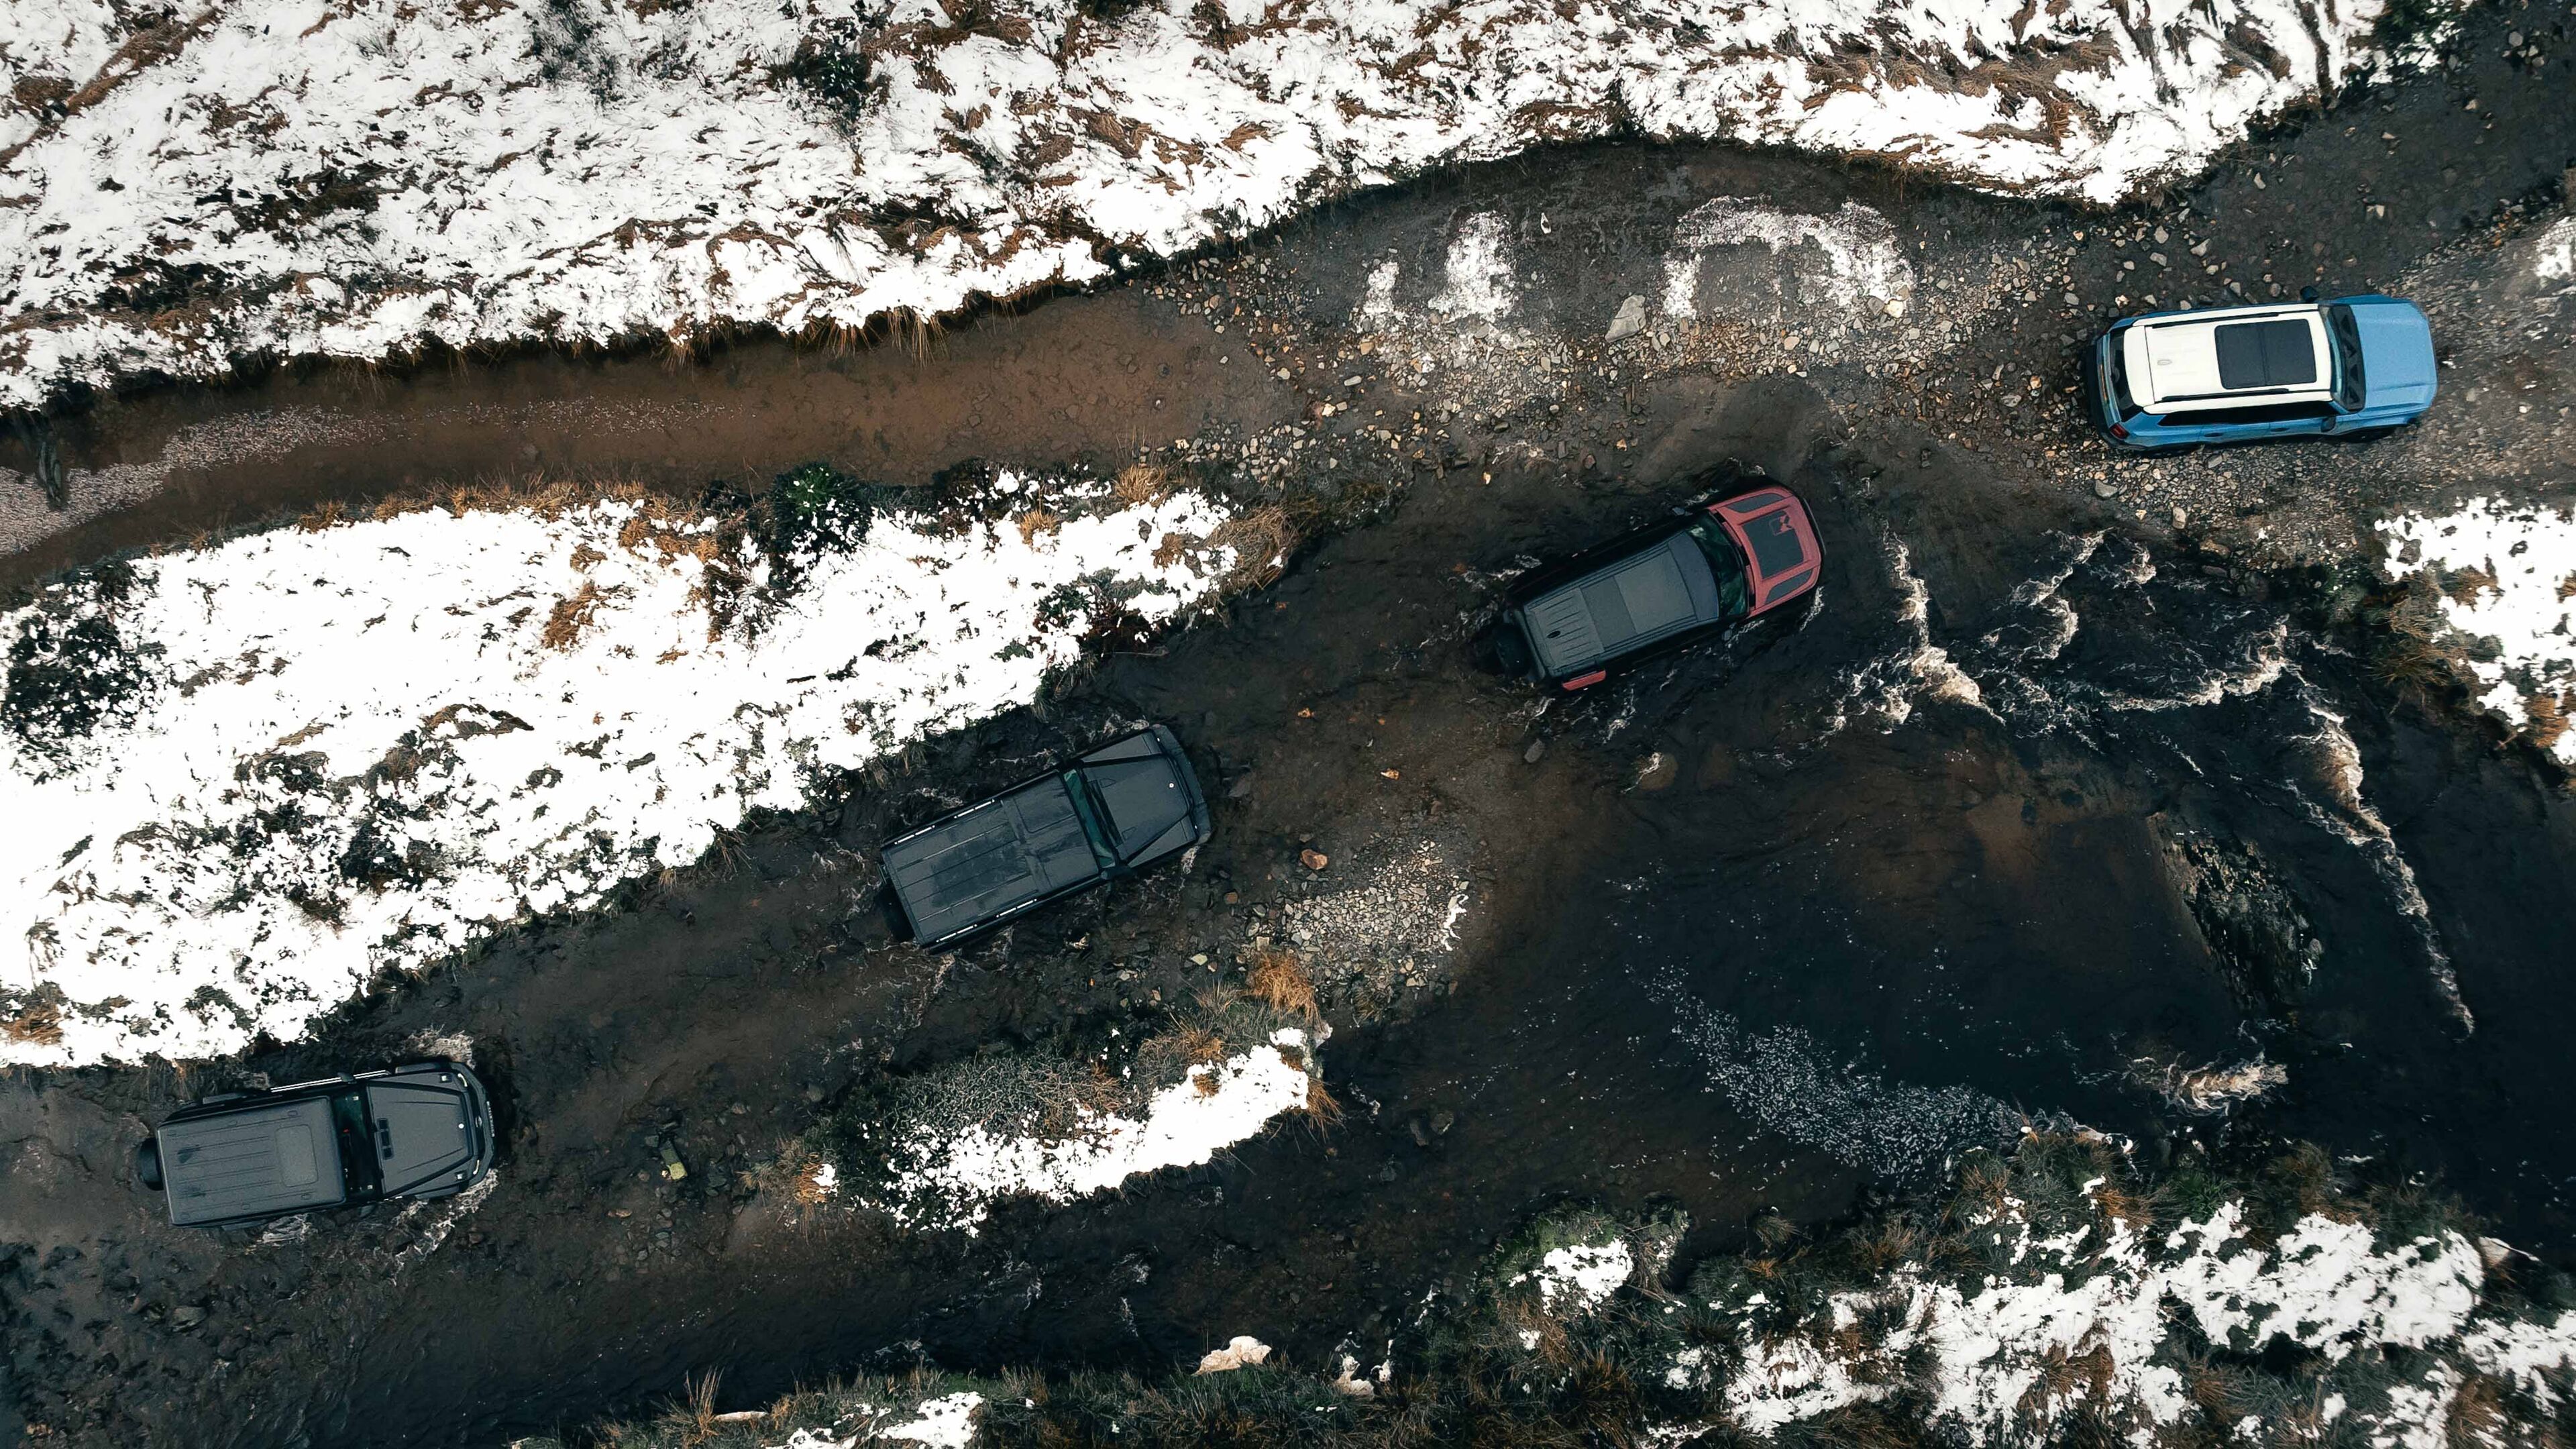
1079;727;1205;864
1713;488;1822;616
2352;300;2437;409
366;1077;484;1195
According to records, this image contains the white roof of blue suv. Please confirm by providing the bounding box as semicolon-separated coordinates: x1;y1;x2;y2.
2119;303;2334;413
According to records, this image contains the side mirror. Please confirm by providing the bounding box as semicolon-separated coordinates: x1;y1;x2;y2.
2300;286;2320;302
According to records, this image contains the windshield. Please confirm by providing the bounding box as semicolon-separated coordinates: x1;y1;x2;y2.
331;1089;383;1201
1062;770;1122;870
2326;305;2366;411
1686;517;1754;619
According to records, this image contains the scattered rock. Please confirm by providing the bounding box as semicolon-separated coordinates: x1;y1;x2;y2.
170;1305;207;1330
1299;848;1329;871
1227;775;1254;798
1523;739;1545;764
1409;1117;1432;1146
1605;295;1648;342
1432;1109;1455;1134
2094;479;2123;499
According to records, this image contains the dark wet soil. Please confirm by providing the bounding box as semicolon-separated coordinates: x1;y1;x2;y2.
5;7;2576;1445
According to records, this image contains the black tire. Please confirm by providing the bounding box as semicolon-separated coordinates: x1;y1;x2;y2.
1488;622;1533;678
135;1140;163;1191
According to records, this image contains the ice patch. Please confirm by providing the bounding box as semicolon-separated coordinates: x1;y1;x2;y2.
871;1029;1314;1234
1;478;1238;1063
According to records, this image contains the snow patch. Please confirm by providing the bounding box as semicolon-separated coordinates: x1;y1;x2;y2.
2379;500;2576;764
1195;1336;1273;1374
2535;217;2576;287
1;478;1236;1063
872;1029;1314;1234
1705;1191;2492;1444
0;0;2424;406
876;1392;983;1448
1660;199;1913;319
1511;1240;1634;1313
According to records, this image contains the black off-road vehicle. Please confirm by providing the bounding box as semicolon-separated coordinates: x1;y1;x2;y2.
879;724;1212;949
136;1061;496;1228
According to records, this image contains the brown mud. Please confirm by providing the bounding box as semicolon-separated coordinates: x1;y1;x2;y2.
4;7;2576;1445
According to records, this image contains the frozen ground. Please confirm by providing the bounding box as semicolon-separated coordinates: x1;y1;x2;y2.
1704;1174;2569;1446
862;1028;1317;1233
2381;500;2576;764
0;0;2428;407
0;475;1238;1063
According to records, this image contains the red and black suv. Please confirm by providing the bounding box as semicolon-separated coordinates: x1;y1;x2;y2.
1489;484;1823;691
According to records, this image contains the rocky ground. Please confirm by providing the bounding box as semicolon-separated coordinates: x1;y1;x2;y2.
3;5;2575;1445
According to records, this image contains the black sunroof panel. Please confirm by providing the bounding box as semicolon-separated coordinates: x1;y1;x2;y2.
2213;319;2317;389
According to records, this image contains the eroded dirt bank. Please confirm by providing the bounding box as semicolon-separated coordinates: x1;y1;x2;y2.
4;9;2576;1445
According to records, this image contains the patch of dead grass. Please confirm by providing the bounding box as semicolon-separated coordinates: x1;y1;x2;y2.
1114;462;1180;504
1015;506;1062;545
2;987;67;1048
1244;949;1319;1019
542;580;613;651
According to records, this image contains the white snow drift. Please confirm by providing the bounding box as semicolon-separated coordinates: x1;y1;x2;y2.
1;0;2425;407
2380;499;2576;763
1713;1187;2503;1445
865;1028;1316;1233
0;476;1237;1064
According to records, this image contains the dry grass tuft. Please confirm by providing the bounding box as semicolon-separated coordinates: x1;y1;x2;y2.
1244;949;1319;1019
1015;506;1062;546
1170;1026;1228;1067
1303;1075;1342;1124
2522;690;2571;752
2440;566;2499;606
297;499;347;532
679;1369;722;1446
1114;462;1181;504
2447;1372;2511;1448
1206;504;1295;592
2;990;66;1048
542;581;612;651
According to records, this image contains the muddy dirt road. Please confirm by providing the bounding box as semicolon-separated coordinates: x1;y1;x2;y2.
5;9;2575;1444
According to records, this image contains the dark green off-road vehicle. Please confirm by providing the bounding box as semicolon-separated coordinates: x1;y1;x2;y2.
136;1061;496;1228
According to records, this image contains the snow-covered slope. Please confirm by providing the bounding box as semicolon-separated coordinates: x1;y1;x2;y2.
2381;500;2576;764
2;0;2419;407
0;476;1238;1063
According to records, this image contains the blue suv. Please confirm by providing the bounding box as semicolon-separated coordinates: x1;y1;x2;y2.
2085;293;2436;449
